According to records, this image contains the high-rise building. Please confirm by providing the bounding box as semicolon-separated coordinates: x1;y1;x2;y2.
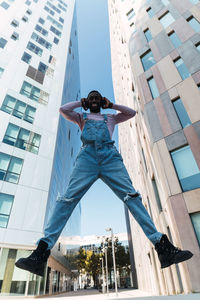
108;0;200;294
0;0;81;296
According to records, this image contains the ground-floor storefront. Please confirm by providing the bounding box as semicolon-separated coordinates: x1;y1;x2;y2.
0;247;73;296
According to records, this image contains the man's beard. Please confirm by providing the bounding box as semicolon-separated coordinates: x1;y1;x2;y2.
89;103;101;113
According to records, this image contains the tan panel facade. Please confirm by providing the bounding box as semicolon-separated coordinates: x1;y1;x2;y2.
108;0;200;295
157;56;182;90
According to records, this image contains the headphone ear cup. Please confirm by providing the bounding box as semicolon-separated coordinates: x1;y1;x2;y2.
84;99;89;109
101;98;106;108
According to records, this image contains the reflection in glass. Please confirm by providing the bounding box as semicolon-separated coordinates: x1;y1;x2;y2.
159;12;175;28
174;58;190;80
173;98;191;128
141;50;156;71
171;145;200;191
147;77;159;99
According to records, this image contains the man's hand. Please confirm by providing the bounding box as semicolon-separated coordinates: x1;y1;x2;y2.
81;98;89;110
101;97;113;109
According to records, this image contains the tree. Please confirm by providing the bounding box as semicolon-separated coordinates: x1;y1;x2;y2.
85;250;101;287
77;247;87;272
100;237;131;287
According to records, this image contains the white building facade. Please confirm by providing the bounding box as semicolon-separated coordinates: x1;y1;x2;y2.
0;0;81;296
108;0;200;295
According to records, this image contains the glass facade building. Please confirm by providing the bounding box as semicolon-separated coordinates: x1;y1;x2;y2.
0;0;81;296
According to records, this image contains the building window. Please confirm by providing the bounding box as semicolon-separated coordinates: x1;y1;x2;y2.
11;19;19;27
147;77;159;99
58;3;66;12
0;38;7;48
35;24;48;37
47;15;63;29
168;31;181;48
11;32;19;40
171;145;200;191
48;55;56;66
47;1;61;14
26;61;45;84
58;0;67;8
26;9;32;15
146;7;154;18
141;148;148;172
162;0;169;5
50;25;61;37
0;193;14;228
126;8;135;20
22;15;28;22
172;98;191;128
189;0;199;5
190;212;200;247
140;50;156;71
196;43;200;51
21;52;32;64
27;42;43;56
144;28;152;42
20;81;49;104
46;66;54;78
0;2;9;9
187;16;200;32
53;37;59;44
38;62;54;78
25;0;31;5
59;17;64;24
3;123;41;154
0;67;4;78
38;62;48;73
1;95;36;124
152;177;162;212
0;152;23;184
130;22;136;31
174;57;190;80
159;11;175;28
38;17;45;25
27;41;43;56
44;5;55;16
31;32;52;50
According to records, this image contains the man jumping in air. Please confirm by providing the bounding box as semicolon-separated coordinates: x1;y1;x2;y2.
15;91;193;276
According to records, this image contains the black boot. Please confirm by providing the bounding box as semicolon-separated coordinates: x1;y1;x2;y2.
155;234;193;269
15;240;50;276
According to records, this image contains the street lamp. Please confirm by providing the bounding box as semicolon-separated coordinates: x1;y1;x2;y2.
100;257;105;294
104;246;109;295
106;228;118;297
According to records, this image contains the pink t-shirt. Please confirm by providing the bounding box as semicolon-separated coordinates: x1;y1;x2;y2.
59;101;136;138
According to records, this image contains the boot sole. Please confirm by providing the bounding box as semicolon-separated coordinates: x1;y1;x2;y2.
161;252;193;269
15;261;45;277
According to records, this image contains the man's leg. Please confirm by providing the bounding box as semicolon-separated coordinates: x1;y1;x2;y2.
15;152;98;275
100;153;193;268
100;154;163;245
40;158;99;249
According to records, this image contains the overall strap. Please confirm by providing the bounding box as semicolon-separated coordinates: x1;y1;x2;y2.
83;112;88;120
103;114;108;121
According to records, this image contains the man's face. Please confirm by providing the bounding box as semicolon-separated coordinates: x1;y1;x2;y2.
87;92;102;113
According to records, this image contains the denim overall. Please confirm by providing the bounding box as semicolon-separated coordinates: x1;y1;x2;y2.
40;113;162;249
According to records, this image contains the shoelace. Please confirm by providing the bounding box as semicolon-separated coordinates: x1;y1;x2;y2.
160;240;181;253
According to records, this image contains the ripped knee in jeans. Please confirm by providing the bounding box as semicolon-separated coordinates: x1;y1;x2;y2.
124;191;142;202
57;195;75;202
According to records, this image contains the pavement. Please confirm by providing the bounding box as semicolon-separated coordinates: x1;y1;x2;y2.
0;289;199;300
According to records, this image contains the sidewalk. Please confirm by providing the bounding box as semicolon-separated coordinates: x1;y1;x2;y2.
0;289;199;300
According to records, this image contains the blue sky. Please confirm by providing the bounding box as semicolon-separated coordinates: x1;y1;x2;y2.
76;0;127;236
